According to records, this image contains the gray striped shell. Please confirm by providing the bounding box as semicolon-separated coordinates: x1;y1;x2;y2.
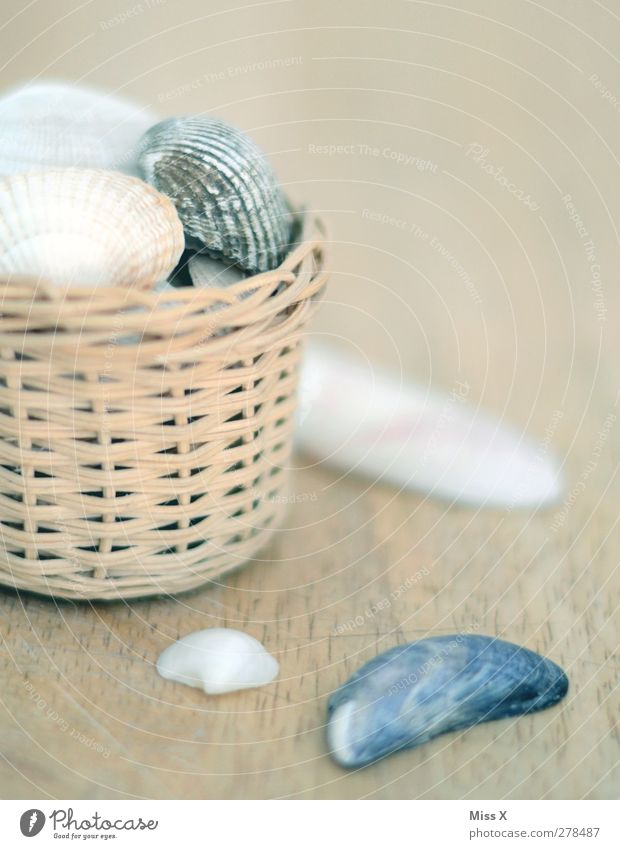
137;117;291;273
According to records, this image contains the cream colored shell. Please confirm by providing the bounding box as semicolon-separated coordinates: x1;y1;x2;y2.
0;168;185;288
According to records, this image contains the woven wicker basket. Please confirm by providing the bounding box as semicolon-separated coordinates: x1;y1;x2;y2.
0;215;327;600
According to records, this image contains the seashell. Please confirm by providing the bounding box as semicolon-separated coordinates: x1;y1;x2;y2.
188;253;247;288
0;81;157;176
156;628;279;695
327;635;568;768
137;116;292;272
0;169;184;288
296;344;563;508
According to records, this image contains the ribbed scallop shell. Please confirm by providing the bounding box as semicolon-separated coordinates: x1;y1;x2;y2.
137;117;291;273
0;169;184;288
0;82;156;176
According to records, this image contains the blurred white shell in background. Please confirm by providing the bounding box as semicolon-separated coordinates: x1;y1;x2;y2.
297;343;563;509
157;628;279;695
0;169;184;288
0;81;157;175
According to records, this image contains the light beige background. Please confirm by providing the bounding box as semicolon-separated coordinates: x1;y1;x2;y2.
0;0;619;799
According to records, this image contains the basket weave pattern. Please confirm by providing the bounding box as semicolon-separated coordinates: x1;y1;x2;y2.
0;216;327;599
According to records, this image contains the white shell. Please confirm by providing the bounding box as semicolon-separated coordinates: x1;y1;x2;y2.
0;169;185;288
157;628;279;695
0;81;157;176
296;344;563;509
188;254;247;288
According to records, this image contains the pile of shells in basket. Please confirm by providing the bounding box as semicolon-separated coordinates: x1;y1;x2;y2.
0;81;294;292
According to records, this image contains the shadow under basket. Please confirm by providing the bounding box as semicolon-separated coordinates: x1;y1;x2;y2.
0;215;328;600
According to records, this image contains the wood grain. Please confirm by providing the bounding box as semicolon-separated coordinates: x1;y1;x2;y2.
1;0;620;801
0;421;618;799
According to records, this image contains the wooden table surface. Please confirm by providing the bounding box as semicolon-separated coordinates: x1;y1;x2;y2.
0;348;618;800
1;0;620;801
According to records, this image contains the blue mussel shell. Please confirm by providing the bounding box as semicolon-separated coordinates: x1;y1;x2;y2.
327;635;568;768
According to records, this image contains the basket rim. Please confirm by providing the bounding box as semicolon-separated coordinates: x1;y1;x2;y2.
0;214;328;344
0;211;327;306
